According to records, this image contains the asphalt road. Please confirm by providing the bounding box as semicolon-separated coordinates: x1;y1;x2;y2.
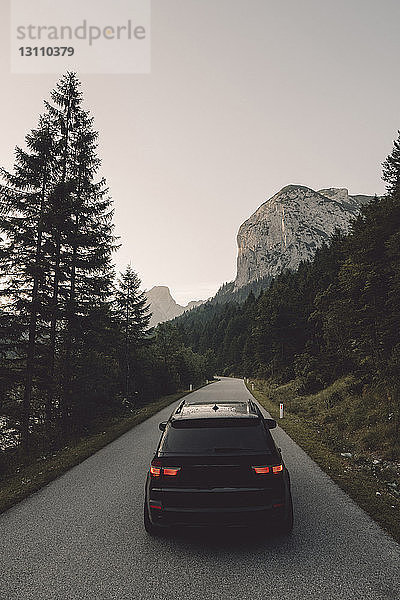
1;377;399;600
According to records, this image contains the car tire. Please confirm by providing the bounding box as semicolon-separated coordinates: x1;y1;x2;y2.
277;494;294;534
144;502;159;536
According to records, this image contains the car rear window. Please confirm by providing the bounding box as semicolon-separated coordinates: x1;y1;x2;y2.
159;419;273;455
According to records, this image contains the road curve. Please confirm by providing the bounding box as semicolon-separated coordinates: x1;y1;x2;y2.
0;377;399;600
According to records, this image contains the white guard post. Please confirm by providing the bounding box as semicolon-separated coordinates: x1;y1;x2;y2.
279;403;284;419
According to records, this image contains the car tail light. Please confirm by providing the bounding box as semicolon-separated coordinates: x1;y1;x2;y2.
150;503;162;510
252;464;283;475
150;459;162;477
163;467;181;476
150;460;181;477
252;466;270;474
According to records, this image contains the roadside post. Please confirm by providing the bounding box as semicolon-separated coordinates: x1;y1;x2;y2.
189;384;193;391
280;403;284;419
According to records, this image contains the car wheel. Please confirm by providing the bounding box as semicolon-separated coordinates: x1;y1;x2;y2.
277;494;294;534
144;502;157;535
144;502;164;536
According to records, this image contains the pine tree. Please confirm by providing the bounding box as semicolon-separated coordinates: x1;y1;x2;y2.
0;114;58;450
115;265;150;404
0;71;117;449
382;130;400;196
59;104;117;428
43;72;83;424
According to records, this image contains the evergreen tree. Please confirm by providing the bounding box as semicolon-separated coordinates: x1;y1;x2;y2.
115;265;150;404
0;114;58;450
58;103;117;429
382;130;400;196
0;71;117;448
43;72;83;425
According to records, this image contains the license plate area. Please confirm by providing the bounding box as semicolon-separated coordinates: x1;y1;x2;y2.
180;464;249;487
160;488;274;509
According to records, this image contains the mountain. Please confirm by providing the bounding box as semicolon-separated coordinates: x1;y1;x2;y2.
234;185;374;289
145;286;204;327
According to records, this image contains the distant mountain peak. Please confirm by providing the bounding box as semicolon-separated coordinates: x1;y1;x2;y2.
234;185;374;290
145;286;204;327
279;184;314;194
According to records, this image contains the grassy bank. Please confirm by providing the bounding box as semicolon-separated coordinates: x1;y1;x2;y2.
0;388;196;515
247;378;400;543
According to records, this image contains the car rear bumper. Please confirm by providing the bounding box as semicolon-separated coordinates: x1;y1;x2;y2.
147;486;287;528
151;505;286;528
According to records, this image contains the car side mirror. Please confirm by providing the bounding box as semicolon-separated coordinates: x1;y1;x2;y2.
264;418;277;429
159;421;167;431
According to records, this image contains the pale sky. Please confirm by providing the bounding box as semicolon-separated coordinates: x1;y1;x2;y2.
1;0;399;303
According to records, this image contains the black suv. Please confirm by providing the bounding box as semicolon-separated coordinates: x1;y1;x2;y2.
144;398;293;535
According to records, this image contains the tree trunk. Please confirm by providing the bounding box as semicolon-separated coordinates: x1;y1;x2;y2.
47;91;72;429
21;177;47;454
61;213;78;429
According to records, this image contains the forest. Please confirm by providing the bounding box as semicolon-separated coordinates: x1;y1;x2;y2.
174;142;400;459
0;73;214;477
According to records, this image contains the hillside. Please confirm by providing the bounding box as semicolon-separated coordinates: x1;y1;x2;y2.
175;193;400;463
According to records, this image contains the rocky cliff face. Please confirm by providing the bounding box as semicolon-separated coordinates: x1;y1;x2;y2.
234;185;373;289
145;286;203;327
